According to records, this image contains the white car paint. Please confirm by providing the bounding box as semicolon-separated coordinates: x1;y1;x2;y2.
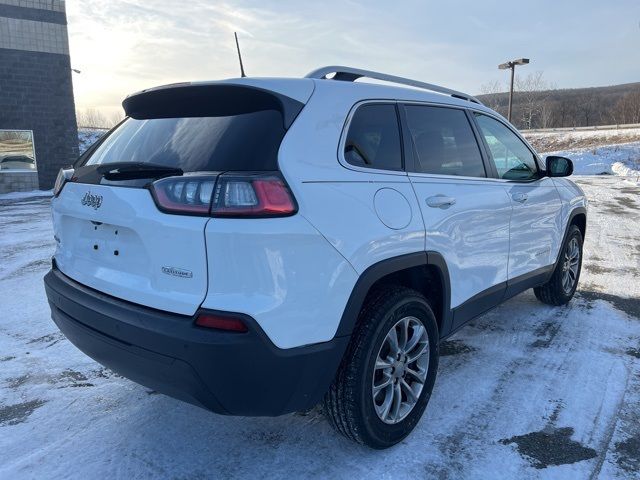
295;180;426;275
52;182;210;315
201;215;358;349
408;175;511;308
373;188;413;230
504;178;564;278
51;75;587;349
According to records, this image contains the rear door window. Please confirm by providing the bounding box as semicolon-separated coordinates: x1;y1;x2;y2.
344;104;403;171
404;105;486;177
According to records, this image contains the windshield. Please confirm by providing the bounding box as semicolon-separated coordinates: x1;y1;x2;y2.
81;110;286;172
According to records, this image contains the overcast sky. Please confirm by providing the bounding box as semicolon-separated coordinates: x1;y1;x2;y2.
67;0;640;113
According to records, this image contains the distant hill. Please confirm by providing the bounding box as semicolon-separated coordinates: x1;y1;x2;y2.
76;83;640;141
477;82;640;130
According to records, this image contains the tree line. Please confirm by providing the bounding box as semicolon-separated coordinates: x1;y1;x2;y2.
478;73;640;130
75;77;640;131
76;108;124;129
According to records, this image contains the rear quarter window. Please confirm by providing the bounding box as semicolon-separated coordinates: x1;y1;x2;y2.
343;103;403;171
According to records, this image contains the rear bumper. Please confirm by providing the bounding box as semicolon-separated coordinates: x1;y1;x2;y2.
44;266;349;416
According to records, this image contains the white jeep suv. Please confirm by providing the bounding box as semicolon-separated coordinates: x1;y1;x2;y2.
45;66;587;449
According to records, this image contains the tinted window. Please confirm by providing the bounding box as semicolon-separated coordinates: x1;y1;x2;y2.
344;104;402;171
474;113;539;180
82;110;285;172
405;105;485;177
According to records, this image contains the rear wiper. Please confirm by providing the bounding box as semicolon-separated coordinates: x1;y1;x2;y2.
98;162;183;180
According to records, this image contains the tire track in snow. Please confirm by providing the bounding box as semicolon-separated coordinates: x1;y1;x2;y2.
432;300;579;475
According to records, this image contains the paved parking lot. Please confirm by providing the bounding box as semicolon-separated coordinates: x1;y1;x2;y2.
1;176;639;479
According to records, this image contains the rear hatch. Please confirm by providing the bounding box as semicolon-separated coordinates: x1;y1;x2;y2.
52;81;310;315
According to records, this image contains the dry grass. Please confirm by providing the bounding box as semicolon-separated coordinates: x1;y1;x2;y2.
524;129;640;153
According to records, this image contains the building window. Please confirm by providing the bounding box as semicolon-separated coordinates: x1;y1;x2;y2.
0;130;37;172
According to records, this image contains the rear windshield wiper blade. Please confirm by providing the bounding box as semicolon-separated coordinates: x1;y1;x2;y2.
97;162;183;180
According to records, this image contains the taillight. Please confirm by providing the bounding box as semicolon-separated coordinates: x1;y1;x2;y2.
149;172;297;217
195;313;248;333
53;167;74;197
211;173;297;217
150;174;216;215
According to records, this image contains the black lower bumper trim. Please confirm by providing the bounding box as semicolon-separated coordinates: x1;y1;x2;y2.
44;267;349;416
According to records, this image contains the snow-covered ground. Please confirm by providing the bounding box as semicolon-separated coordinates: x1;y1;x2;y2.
525;128;640;179
0;190;51;201
544;142;640;178
0;175;639;479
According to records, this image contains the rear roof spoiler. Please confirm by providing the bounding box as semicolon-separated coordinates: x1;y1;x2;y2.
306;65;482;105
122;83;305;129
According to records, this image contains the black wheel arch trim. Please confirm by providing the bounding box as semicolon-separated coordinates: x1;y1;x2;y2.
555;206;587;266
335;251;452;339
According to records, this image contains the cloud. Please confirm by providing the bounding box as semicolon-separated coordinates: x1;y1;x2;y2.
67;0;640;112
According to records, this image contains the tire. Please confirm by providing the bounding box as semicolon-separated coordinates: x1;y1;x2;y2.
534;225;583;306
323;285;439;449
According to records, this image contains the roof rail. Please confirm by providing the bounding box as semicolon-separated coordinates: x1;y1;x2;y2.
305;65;482;105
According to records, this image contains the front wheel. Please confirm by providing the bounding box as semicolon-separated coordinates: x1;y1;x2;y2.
534;224;583;306
323;286;439;449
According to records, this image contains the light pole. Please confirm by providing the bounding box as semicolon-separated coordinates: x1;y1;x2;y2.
498;58;529;122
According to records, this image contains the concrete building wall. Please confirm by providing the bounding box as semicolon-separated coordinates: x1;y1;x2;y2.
0;170;38;192
0;0;78;191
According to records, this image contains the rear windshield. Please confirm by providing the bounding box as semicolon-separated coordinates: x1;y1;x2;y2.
81;110;285;172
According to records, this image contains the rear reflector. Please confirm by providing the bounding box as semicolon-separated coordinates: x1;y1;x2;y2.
195;314;248;333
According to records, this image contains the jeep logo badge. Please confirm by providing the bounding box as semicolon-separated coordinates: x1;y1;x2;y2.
81;192;103;210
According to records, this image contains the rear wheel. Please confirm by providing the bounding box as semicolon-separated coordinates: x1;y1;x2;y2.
323;286;439;449
534;225;583;306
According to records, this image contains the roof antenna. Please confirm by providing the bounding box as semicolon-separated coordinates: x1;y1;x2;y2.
234;32;246;77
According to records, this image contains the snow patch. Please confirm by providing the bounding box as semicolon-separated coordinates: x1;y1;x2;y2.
524;128;640;180
0;189;52;200
545;142;640;178
1;176;639;479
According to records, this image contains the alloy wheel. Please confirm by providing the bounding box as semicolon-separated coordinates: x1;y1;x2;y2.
561;237;580;293
372;316;429;424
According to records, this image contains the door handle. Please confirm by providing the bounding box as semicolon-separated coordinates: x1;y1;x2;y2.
512;192;528;203
426;195;456;209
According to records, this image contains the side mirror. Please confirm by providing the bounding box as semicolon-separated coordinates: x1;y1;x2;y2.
545;156;573;177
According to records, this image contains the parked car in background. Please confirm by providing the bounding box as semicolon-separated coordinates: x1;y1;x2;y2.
0;154;35;170
44;66;586;449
